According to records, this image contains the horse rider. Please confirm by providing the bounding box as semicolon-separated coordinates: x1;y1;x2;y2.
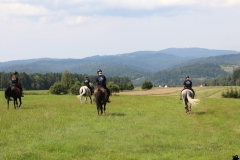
180;75;195;100
95;69;111;102
84;76;93;95
5;71;24;97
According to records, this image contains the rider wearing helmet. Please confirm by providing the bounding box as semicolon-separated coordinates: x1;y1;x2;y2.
84;76;93;95
5;71;24;97
180;75;195;100
95;69;111;102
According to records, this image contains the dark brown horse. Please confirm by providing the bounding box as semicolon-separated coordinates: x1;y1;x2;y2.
94;87;108;115
5;85;22;109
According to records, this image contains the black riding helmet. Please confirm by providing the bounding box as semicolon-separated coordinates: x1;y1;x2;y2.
14;71;18;75
185;75;189;78
97;69;102;73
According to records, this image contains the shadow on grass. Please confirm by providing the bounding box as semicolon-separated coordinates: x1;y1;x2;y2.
194;111;207;115
108;113;126;116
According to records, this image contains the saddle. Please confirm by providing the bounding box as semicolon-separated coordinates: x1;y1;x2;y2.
10;85;21;94
97;87;108;97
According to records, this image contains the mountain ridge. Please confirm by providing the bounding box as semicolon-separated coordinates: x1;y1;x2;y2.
1;48;239;86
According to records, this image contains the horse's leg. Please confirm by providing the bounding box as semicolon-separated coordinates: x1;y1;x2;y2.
185;101;191;114
85;95;87;104
184;99;189;113
16;98;19;109
97;103;101;115
7;98;10;109
89;95;92;104
102;103;106;115
19;97;22;108
14;98;17;109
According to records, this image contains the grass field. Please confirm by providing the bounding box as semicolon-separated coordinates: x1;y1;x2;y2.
0;86;240;160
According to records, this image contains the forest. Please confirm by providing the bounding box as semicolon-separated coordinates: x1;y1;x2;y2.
0;71;133;91
1;68;240;92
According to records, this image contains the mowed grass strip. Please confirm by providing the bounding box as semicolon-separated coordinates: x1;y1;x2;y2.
0;87;239;160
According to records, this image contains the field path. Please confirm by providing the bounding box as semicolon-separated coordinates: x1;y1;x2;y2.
119;87;182;95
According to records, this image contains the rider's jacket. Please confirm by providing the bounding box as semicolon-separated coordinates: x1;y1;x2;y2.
11;75;19;85
183;79;192;89
96;75;106;88
84;79;90;87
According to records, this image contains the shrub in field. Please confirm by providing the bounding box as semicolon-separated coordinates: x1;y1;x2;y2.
107;81;120;95
141;80;153;90
126;82;134;90
222;87;240;98
69;81;81;95
49;82;67;95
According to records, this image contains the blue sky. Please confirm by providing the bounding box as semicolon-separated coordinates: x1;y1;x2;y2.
1;0;240;62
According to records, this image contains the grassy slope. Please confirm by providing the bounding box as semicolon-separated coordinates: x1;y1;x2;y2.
0;87;239;160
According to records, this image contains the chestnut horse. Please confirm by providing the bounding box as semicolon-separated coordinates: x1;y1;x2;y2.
94;87;108;115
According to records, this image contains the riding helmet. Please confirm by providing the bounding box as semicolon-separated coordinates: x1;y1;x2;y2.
185;75;189;78
14;71;18;75
97;69;102;73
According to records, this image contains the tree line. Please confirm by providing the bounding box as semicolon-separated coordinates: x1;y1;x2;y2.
149;63;231;86
200;68;240;86
0;71;134;93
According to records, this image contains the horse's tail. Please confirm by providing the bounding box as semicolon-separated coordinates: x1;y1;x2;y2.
186;93;200;106
77;87;85;99
96;88;102;103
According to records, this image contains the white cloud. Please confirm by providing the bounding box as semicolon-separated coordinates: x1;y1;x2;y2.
0;3;50;16
68;0;240;9
101;0;195;9
0;0;240;62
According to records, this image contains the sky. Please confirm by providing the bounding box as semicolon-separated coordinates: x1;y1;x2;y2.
1;0;240;62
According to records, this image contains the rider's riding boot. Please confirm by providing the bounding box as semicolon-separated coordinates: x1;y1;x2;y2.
106;96;111;103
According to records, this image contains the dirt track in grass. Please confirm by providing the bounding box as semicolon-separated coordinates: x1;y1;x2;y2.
119;87;183;96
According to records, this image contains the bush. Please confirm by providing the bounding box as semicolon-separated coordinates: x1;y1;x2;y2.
49;82;67;95
222;87;240;98
107;82;120;94
69;81;81;95
141;81;153;90
127;82;134;90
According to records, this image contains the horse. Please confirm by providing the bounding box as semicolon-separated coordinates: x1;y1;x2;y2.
5;85;22;109
77;83;94;104
94;87;108;115
181;89;200;114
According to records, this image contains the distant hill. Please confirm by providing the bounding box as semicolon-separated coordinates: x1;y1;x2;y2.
160;48;238;58
0;48;239;86
132;53;240;86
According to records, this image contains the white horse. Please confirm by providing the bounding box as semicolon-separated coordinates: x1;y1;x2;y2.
181;89;200;114
77;84;93;104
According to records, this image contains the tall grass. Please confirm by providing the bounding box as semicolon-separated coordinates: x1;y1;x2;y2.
0;87;239;160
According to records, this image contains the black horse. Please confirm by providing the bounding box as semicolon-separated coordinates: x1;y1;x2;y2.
5;85;22;109
94;87;108;115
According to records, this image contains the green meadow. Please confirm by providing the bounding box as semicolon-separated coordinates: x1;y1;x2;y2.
0;87;239;160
